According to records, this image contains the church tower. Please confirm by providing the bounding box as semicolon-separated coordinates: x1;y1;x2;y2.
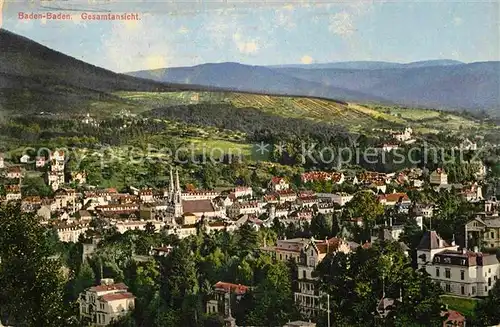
173;168;183;217
169;167;175;202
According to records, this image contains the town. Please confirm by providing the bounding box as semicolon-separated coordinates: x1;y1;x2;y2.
1;135;499;326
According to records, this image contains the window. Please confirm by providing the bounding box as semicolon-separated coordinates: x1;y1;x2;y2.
445;269;451;278
461;270;465;280
445;284;451;292
444;257;451;264
435;257;440;263
310;250;313;256
461;285;465;295
488;277;492;286
436;268;440;277
472;286;476;295
489;268;492;273
491;232;495;239
302;270;306;280
461;259;466;265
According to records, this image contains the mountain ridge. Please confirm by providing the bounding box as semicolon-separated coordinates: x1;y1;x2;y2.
128;60;500;112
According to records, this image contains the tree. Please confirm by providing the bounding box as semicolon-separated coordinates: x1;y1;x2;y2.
160;242;199;307
475;280;500;326
310;213;332;239
0;204;70;326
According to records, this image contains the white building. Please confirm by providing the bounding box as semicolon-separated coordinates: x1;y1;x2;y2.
79;279;135;326
417;231;500;298
268;177;289;192
57;223;89;243
430;169;448;186
232;186;253;198
113;220;165;234
0;155;4;169
20;154;30;164
317;193;353;206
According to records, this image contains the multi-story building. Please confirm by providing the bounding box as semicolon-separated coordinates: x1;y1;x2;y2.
262;238;310;262
79;279;135;326
268;177;289;192
206;282;249;316
465;198;500;249
417;231;500;297
5;185;21;202
294;237;352;317
56;222;89;243
6;166;22;179
430;168;448;186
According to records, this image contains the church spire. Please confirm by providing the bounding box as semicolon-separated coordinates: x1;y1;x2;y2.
169;166;174;194
175;168;180;192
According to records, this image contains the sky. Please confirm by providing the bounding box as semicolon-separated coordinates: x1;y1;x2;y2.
1;0;499;73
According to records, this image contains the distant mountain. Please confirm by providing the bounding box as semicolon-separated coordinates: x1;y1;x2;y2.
129;60;499;112
0;29;211;114
275;62;500;111
128;62;388;103
268;59;464;70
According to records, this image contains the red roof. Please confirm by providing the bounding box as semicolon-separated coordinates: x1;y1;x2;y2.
378;193;410;203
441;310;465;323
270;177;286;184
100;292;135;302
214;282;249;295
90;282;128;293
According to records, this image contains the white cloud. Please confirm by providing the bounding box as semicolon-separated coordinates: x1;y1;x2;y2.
301;55;313;64
453;16;463;26
103;19;173;72
237;40;259;55
329;11;355;37
178;26;190;34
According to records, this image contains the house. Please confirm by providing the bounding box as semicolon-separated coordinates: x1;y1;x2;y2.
393;127;413;142
227;201;262;219
149;244;173;257
465;216;500;249
301;171;344;184
459;138;478;151
6;166;21;179
317;192;353;206
277;190;297;203
430;168;448;186
295;237;352;317
35;156;46;168
414;203;435;218
261;238;311;262
20;154;30;164
71;171;87;185
79;278;135;326
50;150;65;162
181;189;219;201
206;281;250;316
268;177;289;192
113;220;164;234
5;185;21;202
47;171;65;191
378;192;411;207
441;310;466;327
56;222;89;243
138;189;154;203
232;186;253;198
417;231;500;297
